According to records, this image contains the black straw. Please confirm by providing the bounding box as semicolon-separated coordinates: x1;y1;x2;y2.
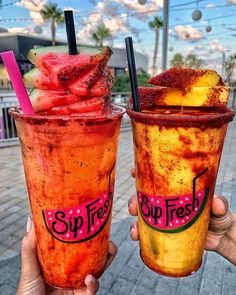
64;10;78;55
125;37;141;112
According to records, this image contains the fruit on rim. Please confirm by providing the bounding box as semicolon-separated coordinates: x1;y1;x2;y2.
68;67;113;97
27;45;109;64
42;96;106;115
24;68;66;91
30;47;112;85
25;45;113;114
89;68;113;97
29;89;83;112
136;86;229;108
24;66;113;98
148;68;224;94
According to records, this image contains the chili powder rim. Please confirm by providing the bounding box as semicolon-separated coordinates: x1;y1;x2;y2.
127;107;235;128
9;105;126;125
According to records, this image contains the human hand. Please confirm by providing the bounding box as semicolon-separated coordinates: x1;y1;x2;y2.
128;168;236;265
17;217;117;295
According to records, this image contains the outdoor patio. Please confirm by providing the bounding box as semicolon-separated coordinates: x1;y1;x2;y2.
0;119;236;294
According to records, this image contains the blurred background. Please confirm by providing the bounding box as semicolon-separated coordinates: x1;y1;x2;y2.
0;0;236;144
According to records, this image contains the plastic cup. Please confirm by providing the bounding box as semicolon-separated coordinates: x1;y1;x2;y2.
10;106;125;289
127;106;234;277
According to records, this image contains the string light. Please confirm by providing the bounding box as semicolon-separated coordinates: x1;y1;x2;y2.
192;1;202;21
0;0;20;8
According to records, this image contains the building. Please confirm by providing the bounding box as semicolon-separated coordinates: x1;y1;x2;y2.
109;47;149;77
0;33;148;79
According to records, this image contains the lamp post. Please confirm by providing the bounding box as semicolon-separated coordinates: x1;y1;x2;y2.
137;0;170;71
222;51;225;78
221;49;230;80
162;0;170;71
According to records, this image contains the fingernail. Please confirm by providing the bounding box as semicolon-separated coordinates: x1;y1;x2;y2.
130;227;135;234
26;216;32;233
88;274;96;284
128;200;134;208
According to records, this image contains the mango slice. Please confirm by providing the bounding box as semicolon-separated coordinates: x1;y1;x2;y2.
148;68;224;94
138;86;229;108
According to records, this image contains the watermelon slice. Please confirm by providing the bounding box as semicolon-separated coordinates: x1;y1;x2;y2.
29;46;112;86
68;67;113;97
89;68;113;97
25;45;114;114
29;89;83;112
27;45;107;64
44;96;107;115
68;65;103;97
24;68;66;91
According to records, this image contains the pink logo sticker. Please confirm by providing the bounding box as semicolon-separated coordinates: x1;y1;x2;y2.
138;168;209;233
43;189;113;243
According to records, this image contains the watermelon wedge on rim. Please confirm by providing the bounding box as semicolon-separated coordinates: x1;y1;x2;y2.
25;45;114;114
29;89;83;112
28;46;112;86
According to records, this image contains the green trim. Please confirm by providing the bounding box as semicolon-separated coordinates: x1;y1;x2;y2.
140;187;210;234
27;45;108;63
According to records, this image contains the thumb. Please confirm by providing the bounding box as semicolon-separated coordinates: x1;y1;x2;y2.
212;195;228;217
209;195;233;235
21;216;41;277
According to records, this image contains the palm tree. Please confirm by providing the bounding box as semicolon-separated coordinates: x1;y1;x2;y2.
40;3;64;46
148;16;163;76
170;53;185;68
170;53;205;69
185;53;205;69
91;25;111;47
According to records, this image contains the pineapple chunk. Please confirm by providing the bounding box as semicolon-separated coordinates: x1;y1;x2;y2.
148;68;224;93
138;86;229;108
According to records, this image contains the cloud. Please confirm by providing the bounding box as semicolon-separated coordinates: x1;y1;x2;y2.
112;0;162;20
8;27;33;34
208;40;224;53
77;1;130;45
194;45;205;50
64;7;81;13
226;0;236;4
16;0;46;25
206;3;216;8
103;17;129;34
174;25;204;41
112;0;162;11
97;2;118;16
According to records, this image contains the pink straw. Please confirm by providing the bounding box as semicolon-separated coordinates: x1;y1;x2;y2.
0;51;35;115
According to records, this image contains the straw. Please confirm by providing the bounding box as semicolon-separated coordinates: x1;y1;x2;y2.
64;10;78;55
125;37;141;112
0;51;35;115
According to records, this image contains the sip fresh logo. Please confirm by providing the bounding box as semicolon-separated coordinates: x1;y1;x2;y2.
138;168;209;233
42;166;114;243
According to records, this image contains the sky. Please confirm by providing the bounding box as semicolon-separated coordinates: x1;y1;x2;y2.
0;0;236;73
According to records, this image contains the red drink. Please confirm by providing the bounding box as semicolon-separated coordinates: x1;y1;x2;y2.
10;105;125;289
